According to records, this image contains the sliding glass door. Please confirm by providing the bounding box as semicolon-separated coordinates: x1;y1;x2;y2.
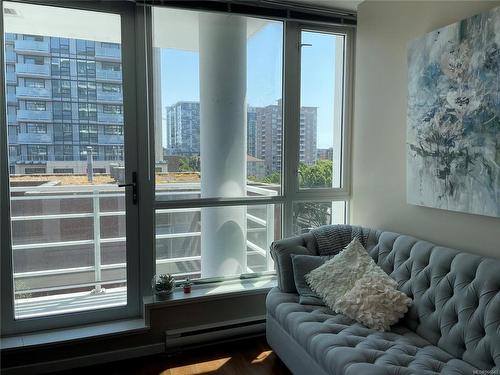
1;1;139;334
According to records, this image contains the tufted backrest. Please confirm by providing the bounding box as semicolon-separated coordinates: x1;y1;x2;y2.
369;231;500;370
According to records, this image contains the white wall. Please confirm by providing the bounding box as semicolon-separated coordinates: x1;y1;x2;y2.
351;0;500;257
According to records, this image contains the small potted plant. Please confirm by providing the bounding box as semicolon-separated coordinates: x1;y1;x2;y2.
182;278;192;294
152;274;175;299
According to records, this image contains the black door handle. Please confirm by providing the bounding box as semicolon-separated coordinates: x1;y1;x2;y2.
118;171;138;204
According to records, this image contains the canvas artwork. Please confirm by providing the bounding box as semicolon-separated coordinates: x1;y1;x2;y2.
407;7;500;218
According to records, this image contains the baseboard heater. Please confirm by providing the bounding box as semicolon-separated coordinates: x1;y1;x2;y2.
165;315;266;351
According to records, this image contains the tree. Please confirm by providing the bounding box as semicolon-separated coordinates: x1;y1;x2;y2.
179;156;200;172
298;159;333;188
294;160;335;233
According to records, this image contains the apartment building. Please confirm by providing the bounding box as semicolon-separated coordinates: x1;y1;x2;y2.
5;32;124;174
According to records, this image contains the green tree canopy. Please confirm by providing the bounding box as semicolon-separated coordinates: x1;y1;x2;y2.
298;159;333;188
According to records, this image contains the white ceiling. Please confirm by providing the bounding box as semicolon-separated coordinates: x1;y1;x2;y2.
279;0;363;12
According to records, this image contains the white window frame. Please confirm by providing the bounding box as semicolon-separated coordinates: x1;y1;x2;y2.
147;9;355;277
0;0;142;336
0;1;355;336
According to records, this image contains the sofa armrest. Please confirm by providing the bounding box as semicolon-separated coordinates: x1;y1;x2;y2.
271;232;318;293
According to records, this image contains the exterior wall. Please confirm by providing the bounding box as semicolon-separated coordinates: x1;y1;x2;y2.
166;101;200;156
351;0;500;257
5;33;124;173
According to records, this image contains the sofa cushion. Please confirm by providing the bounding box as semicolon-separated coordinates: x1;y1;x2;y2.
336;274;412;331
270;232;319;293
266;287;478;375
368;232;500;370
291;254;331;305
306;238;398;313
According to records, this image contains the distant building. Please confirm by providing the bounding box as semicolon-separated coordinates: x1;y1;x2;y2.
247;106;257;157
247;155;266;178
255;100;317;173
166;101;200;156
5;33;125;175
165;99;317;175
317;147;333;161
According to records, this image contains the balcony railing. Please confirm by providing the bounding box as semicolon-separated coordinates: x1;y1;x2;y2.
17;132;53;144
6;71;17;84
7;113;17;125
96;90;123;103
99;134;124;144
14;40;50;55
10;183;276;318
6;50;16;63
15;63;51;78
8;131;18;144
17;109;52;122
96;69;122;82
16;86;51;100
95;47;121;61
7;92;17;104
98;112;124;124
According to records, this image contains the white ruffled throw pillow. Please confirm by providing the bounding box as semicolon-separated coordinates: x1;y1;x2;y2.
305;238;412;331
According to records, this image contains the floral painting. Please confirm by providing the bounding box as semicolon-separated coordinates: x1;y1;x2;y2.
407;6;500;217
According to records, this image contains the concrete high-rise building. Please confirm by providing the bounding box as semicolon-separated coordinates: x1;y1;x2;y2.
247;106;257;158
164;99;317;175
5;33;125;174
299;106;318;166
165;101;200;156
255;100;317;173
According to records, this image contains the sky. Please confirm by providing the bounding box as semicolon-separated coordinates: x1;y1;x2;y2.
160;21;340;149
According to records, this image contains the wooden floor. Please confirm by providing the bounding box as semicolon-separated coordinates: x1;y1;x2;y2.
56;337;291;375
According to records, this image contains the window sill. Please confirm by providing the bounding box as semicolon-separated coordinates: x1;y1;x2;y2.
144;274;277;310
0;318;148;351
0;275;277;351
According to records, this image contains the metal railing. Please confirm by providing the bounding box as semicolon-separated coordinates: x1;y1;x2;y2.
10;183;276;304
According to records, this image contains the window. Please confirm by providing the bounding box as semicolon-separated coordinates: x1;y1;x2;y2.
79;145;100;160
2;0;353;336
52;79;71;98
78;81;97;100
102;104;122;114
104;125;123;135
25;167;47;174
79;124;98;144
53;168;74;174
25;101;46;111
9;145;20;157
23;55;44;65
101;42;120;49
103;145;123;161
23;34;43;42
152;8;284;280
2;1;135;335
54;145;73;161
101;62;121;71
53;101;72;121
76;39;95;56
298;30;344;190
27;124;47;133
151;9;353;282
102;83;121;93
27;144;48;161
77;60;96;79
25;78;45;88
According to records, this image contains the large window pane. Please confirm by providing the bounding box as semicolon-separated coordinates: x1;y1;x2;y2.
152;8;283;201
299;31;345;189
3;1;127;319
156;204;281;279
292;201;345;235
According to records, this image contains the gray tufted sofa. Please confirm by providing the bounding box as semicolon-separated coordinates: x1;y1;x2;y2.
266;225;500;375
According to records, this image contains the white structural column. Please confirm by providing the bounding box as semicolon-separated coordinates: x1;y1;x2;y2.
199;13;247;278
